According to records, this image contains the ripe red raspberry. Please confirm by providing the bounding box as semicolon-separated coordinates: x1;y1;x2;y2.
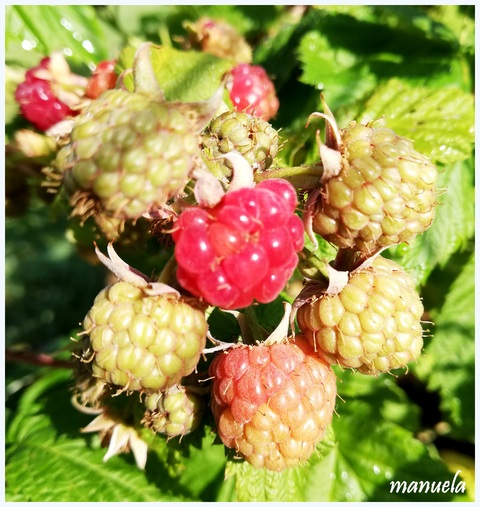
15;57;75;131
173;179;304;309
209;336;337;471
227;64;279;121
85;60;117;99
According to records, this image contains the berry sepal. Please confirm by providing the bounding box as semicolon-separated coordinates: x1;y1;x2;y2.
95;242;180;298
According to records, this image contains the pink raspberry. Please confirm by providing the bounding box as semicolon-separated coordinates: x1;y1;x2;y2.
227;64;279;121
15;57;75;131
173;179;304;309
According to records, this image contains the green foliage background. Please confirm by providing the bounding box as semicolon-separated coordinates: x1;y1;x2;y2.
5;5;475;502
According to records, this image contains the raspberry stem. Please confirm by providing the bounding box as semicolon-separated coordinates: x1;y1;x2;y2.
298;247;332;281
253;164;324;190
243;306;266;344
155;254;178;286
5;349;75;369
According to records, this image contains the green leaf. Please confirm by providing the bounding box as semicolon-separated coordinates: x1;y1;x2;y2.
103;5;278;42
387;158;474;285
334;370;421;432
149;47;232;102
296;6;467;111
118;45;232;102
426;5;475;54
226;459;305;502
298;30;377;112
5;5;119;70
99;5;193;40
305;400;467;501
416;254;474;440
152;428;228;501
359;79;475;165
316;5;459;47
6;435;185;502
6;370;188;501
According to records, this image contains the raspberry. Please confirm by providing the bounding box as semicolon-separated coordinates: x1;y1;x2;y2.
227;64;279;121
296;256;424;375
15;72;74;131
14;55;86;131
200;110;279;182
81;280;208;392
58;89;199;222
183;17;252;64
85;60;117;99
141;385;204;438
209;336;337;471
173;179;304;309
310;121;438;254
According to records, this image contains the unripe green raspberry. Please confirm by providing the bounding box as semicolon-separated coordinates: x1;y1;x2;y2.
200;110;279;182
81;281;208;392
296;256;424;375
312;122;438;254
142;385;204;438
209;336;337;471
58;89;198;221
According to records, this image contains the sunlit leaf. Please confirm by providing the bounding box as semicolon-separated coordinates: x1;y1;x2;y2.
359;79;475;165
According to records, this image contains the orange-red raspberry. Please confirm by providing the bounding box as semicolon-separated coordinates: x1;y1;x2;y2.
209;337;336;471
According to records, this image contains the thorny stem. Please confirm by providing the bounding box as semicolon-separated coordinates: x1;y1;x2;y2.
5;349;75;370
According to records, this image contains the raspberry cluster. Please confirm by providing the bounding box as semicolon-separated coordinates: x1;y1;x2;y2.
15;57;75;131
294;104;437;380
209;337;336;471
173;179;304;309
17;25;438;474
